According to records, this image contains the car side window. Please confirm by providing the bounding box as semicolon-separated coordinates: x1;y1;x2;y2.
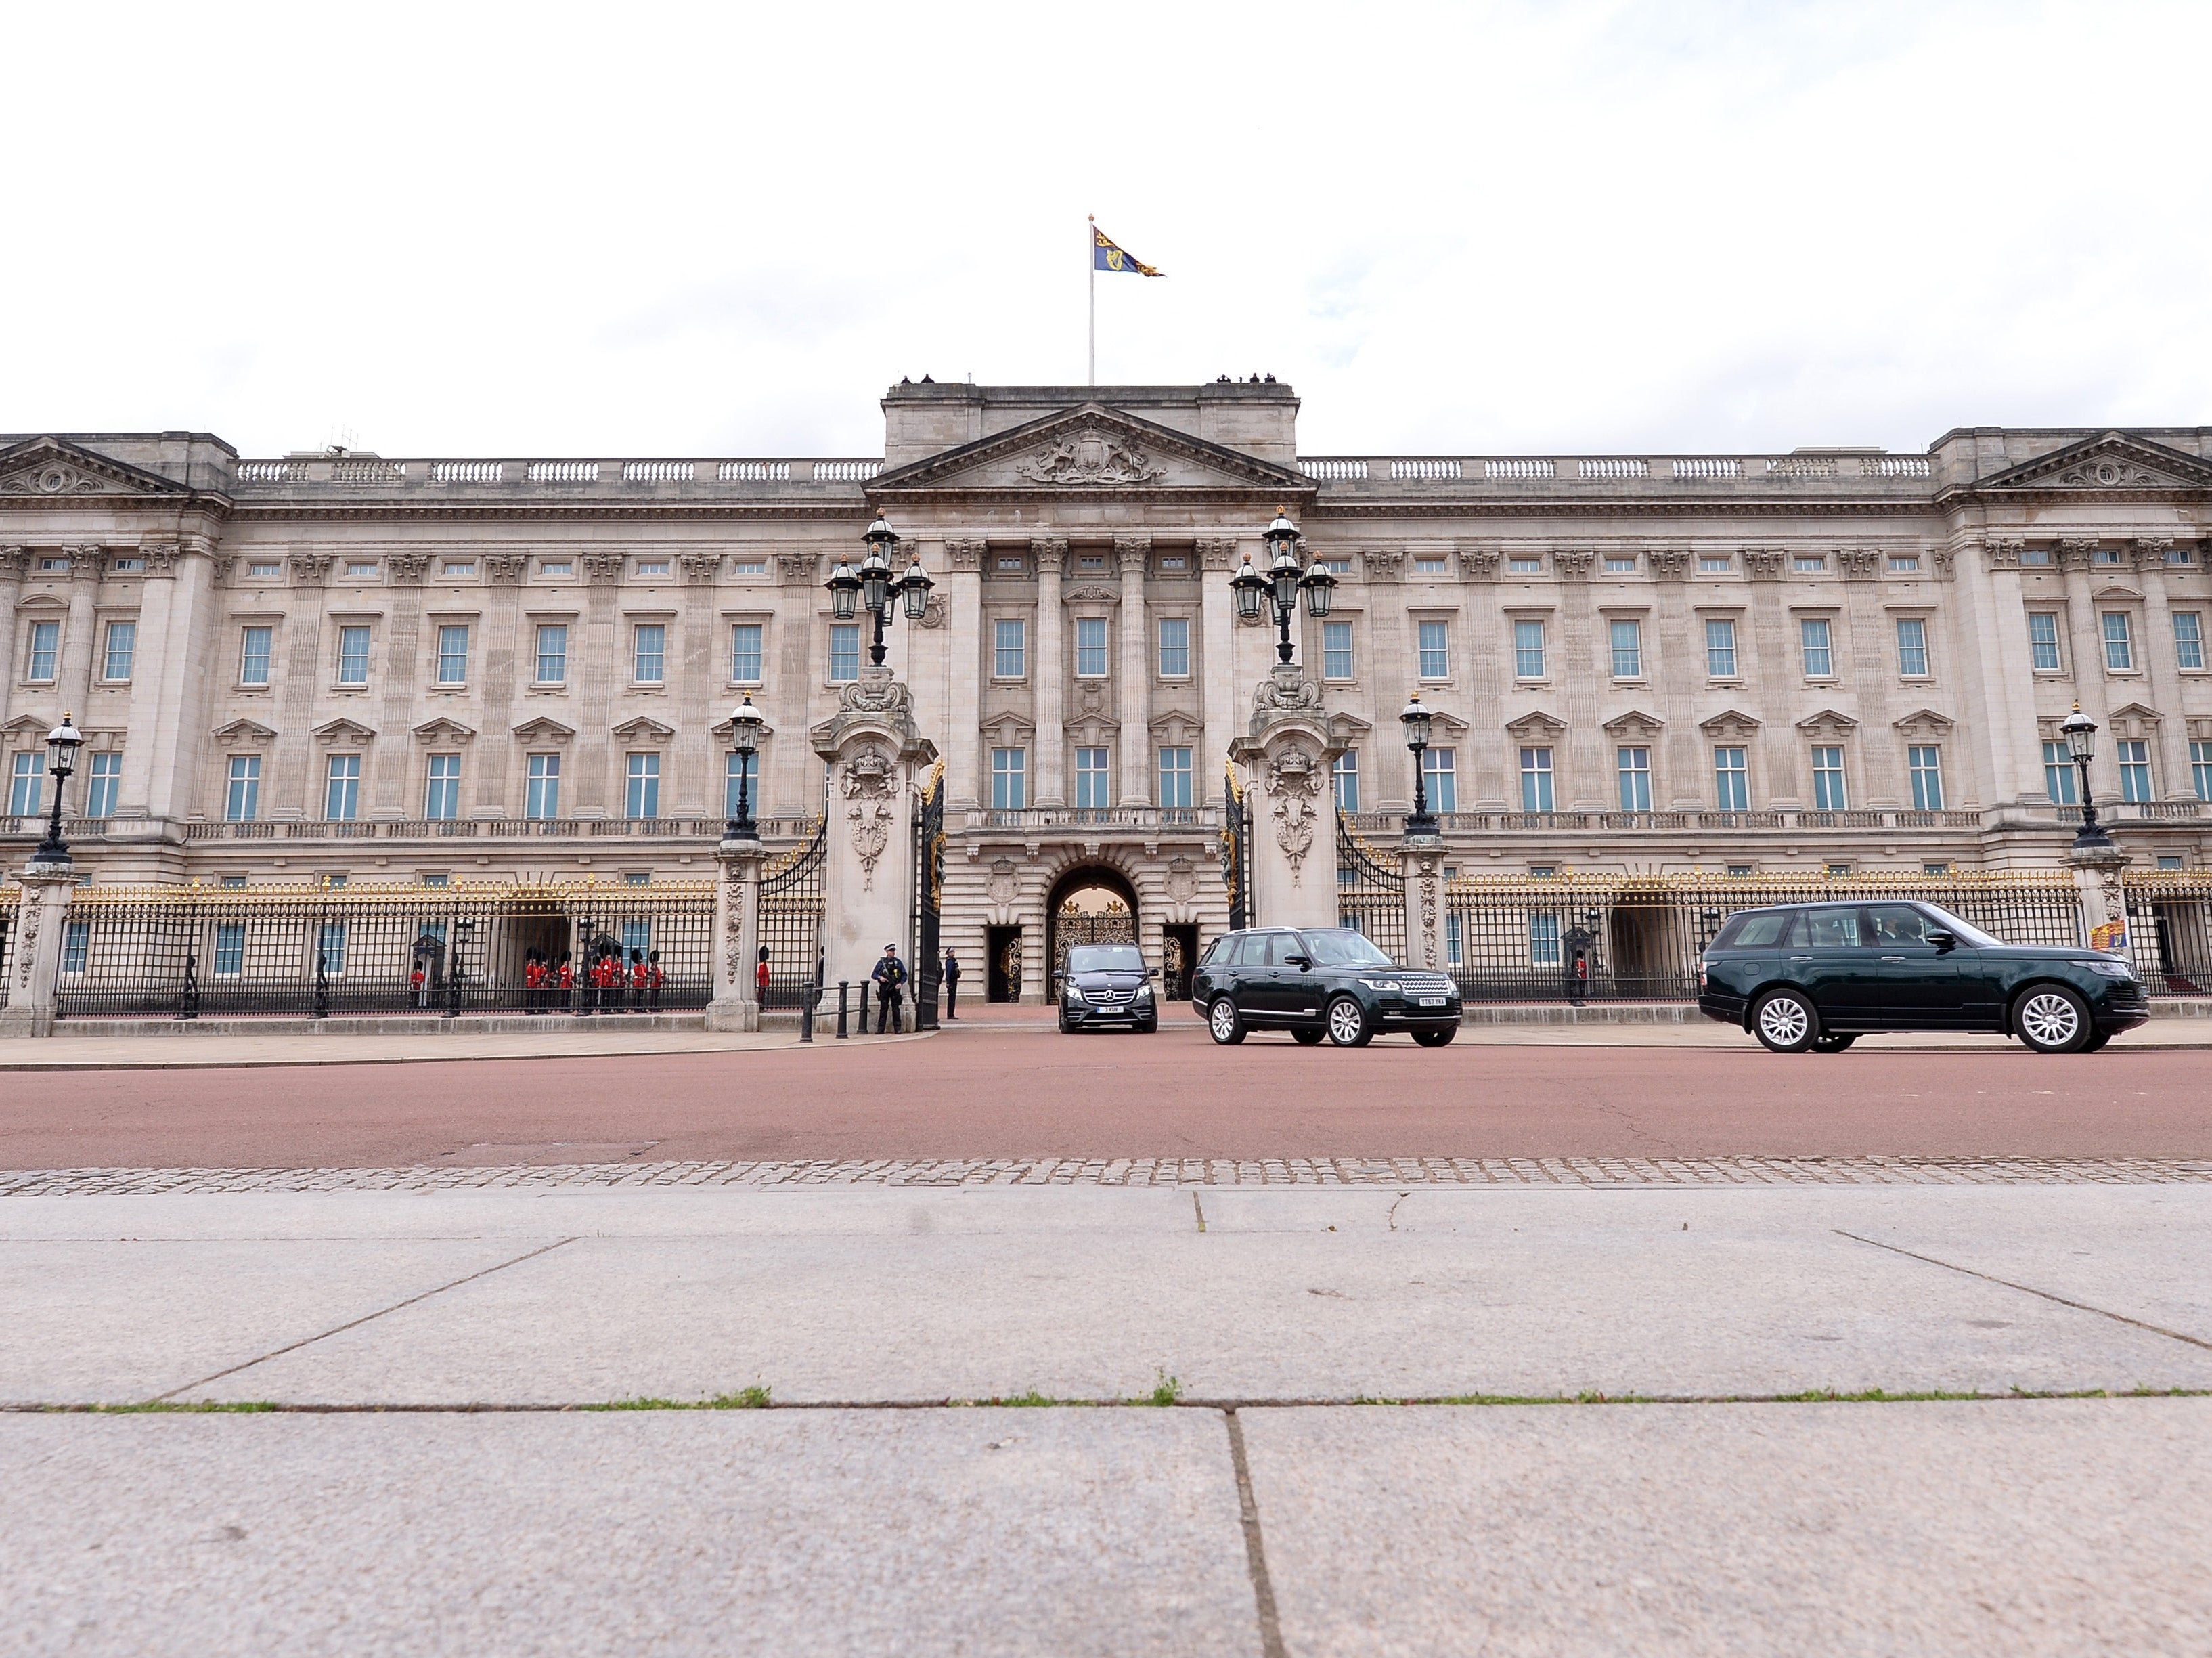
1804;909;1864;948
1865;904;1930;946
1229;934;1264;967
1727;914;1790;949
1266;934;1301;967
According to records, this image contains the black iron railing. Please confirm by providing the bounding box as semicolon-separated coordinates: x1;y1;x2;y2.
1337;811;1407;964
759;818;826;1010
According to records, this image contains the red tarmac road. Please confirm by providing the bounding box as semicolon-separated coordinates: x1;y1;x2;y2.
3;1027;2211;1169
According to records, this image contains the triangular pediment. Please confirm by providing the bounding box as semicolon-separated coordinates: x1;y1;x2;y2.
610;715;676;743
0;436;191;500
313;717;378;745
1893;707;1954;741
211;717;278;746
1503;710;1562;739
871;403;1310;497
1795;707;1861;737
1602;709;1665;737
410;716;478;744
511;716;577;744
1700;707;1763;739
1974;431;2212;495
2106;701;2163;741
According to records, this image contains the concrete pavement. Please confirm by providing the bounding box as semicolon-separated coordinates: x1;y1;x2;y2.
5;1180;2212;1655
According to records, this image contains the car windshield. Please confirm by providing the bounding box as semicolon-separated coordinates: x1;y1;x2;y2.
1915;903;2004;949
1300;929;1397;967
1067;945;1145;973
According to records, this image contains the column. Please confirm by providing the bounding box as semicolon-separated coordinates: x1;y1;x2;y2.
944;540;985;810
475;562;529;816
1198;536;1238;804
56;551;102;715
271;556;333;819
705;835;763;1031
571;556;623;817
2134;540;2194;798
1555;551;1606;809
1960;538;2046;808
370;563;423;819
0;549;23;705
1032;537;1066;806
1117;537;1151;805
0;871;79;1039
1745;552;1800;806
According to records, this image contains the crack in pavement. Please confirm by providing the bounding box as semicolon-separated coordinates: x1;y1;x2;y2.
1222;1410;1287;1658
148;1236;580;1403
1834;1229;2212;1353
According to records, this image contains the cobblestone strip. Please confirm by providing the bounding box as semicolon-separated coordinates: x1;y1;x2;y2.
4;1156;2211;1196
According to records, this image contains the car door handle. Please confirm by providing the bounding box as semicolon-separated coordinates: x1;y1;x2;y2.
1880;955;1906;962
1788;955;1813;962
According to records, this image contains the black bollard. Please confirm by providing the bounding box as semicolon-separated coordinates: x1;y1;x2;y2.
800;989;814;1044
836;980;849;1039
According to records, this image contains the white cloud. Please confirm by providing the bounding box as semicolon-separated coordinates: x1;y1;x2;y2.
5;0;2204;458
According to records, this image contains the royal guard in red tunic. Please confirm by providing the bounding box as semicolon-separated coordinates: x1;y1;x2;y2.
590;949;618;1014
646;951;665;1012
410;959;426;1007
524;953;546;1015
556;953;575;1013
629;948;650;1011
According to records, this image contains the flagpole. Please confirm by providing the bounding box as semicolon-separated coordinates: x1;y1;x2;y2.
1086;215;1097;385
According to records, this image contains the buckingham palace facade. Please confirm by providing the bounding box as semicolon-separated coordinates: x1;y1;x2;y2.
5;379;2212;995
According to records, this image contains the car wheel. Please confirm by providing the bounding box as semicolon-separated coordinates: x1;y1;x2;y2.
1752;989;1819;1053
1057;1009;1074;1034
1208;997;1246;1045
1811;1033;1857;1053
1325;995;1373;1048
2016;986;2090;1053
1413;1028;1457;1047
2081;1028;2112;1053
1292;1028;1325;1046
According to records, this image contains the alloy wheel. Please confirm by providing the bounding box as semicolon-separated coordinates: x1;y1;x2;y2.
1327;997;1368;1047
2019;990;2083;1051
1756;994;1811;1050
1209;999;1240;1043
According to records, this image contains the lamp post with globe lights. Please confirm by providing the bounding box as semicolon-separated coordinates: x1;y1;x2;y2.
725;694;764;842
2061;703;2113;851
1230;508;1335;666
1399;693;1438;837
30;714;83;871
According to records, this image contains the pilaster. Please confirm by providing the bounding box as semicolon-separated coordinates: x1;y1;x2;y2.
1116;537;1151;804
1032;538;1065;806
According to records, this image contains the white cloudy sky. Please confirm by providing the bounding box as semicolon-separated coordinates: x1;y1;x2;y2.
6;1;2207;460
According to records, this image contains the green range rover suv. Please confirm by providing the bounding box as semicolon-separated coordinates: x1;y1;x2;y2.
1698;898;2149;1054
1191;926;1462;1047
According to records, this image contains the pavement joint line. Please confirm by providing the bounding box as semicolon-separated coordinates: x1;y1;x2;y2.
7;1388;2211;1415
8;1155;2212;1195
145;1236;579;1403
1833;1229;2212;1353
1222;1409;1287;1658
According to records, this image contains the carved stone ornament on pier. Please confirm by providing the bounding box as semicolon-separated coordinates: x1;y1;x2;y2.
1265;743;1325;883
1013;429;1162;487
1249;673;1325;737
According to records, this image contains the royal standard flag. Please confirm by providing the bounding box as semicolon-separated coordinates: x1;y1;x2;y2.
1093;225;1164;277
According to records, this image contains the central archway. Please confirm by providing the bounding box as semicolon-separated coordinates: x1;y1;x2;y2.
1046;865;1139;985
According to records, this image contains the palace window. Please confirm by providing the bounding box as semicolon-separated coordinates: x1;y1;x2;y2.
443;561;476;577
1609;619;1642;679
111;556;146;574
1528;913;1561;966
2028;613;2062;672
624;751;661;819
1158;617;1191;678
1332;749;1358;811
1605;555;1637;574
317;921;348;976
1794;554;1827;573
424;754;462;821
326;754;361;821
61;919;90;975
1908;745;1945;810
636;561;670;578
213;923;246;978
2093;547;2123;565
1415;557;1447;576
1076;617;1109;678
1516;747;1549;813
731;623;764;684
27;619;60;682
1888;555;1920;573
2020;547;2052;565
9;752;43;816
235;626;273;686
733;559;766;575
540;560;573;577
1074;746;1111;808
2175;611;2204;671
1704;617;1738;678
828;623;860;682
633;623;665;684
1321;620;1353;681
1715;745;1750;811
85;751;120;818
1426;748;1459;814
1699;555;1732;573
1800;617;1834;678
993;618;1025;678
1616;745;1651;812
225;755;262;823
1417;620;1451;679
1895;617;1929;678
1513;619;1545;679
2117;740;2152;802
724;751;759;817
1158;747;1193;809
347;561;378;578
535;624;568;684
2192;741;2212;803
435;625;470;685
1809;745;1846;810
2102;612;2135;672
2043;741;2078;805
1509;557;1543;575
526;754;562;820
336;625;370;686
990;747;1026;810
102;620;136;682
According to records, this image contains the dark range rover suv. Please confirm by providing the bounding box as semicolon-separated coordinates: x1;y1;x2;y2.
1191;927;1462;1047
1698;899;2149;1054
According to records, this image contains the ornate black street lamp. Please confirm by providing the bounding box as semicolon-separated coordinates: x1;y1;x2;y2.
828;514;934;669
30;714;83;867
1230;508;1335;667
2061;703;2113;850
726;693;764;840
1400;692;1437;836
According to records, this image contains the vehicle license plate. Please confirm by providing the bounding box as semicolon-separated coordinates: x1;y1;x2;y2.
1419;996;1446;1007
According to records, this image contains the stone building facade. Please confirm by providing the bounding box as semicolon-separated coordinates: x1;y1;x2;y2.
5;382;2211;998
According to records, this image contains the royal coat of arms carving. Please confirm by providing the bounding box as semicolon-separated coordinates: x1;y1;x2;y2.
1014;430;1162;487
